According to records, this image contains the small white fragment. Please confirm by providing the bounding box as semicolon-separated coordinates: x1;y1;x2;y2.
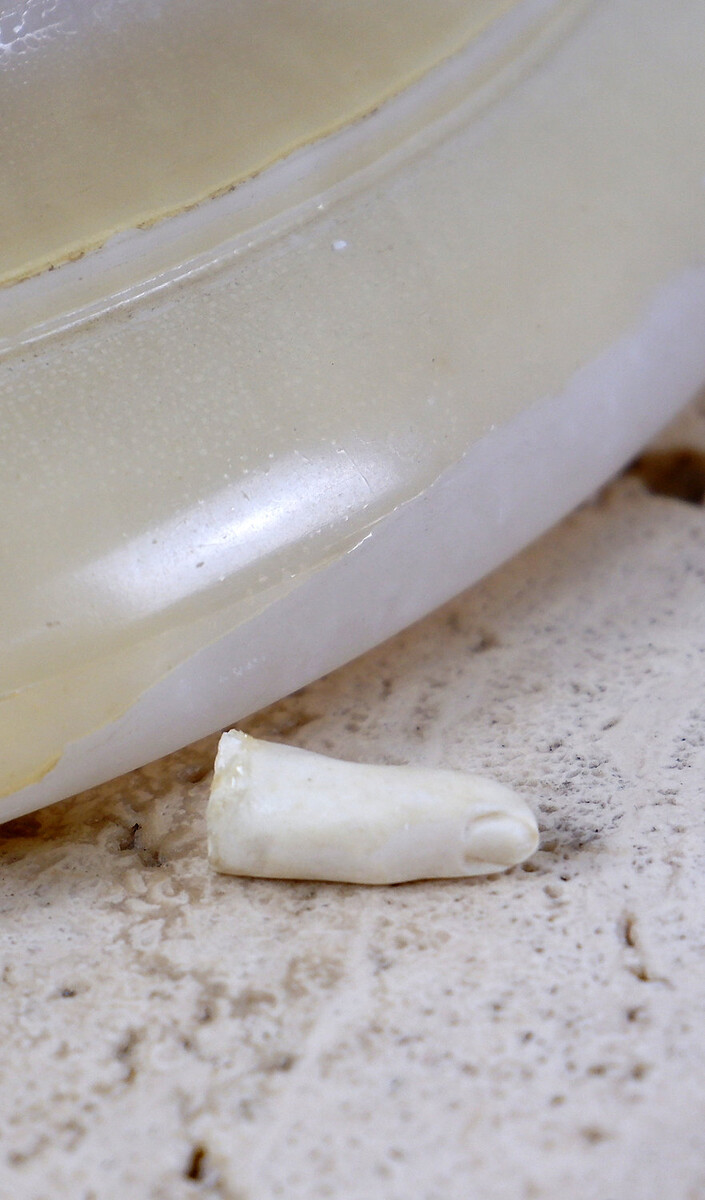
207;731;538;885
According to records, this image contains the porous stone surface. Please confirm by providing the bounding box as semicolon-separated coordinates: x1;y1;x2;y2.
1;397;705;1200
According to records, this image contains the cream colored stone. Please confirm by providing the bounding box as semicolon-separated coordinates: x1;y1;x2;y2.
207;730;538;883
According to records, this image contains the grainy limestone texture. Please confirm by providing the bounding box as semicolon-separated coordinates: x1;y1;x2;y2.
1;396;705;1200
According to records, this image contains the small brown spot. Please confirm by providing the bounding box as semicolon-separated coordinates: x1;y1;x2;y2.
115;1029;139;1084
117;823;140;852
184;1144;207;1181
628;963;653;983
580;1126;611;1145
178;762;210;785
262;1052;296;1073
631;1061;651;1081
137;845;162;869
629;447;705;505
116;822;162;867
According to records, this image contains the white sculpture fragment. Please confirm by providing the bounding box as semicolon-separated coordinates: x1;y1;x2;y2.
207;730;538;884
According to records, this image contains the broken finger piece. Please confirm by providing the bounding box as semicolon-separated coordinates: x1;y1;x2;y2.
207;731;539;884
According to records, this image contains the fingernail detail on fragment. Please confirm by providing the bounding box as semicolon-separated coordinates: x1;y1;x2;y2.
206;730;538;885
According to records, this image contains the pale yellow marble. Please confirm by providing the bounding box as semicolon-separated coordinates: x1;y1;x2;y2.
0;0;514;285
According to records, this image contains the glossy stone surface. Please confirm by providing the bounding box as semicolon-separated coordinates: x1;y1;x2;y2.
5;0;705;810
0;0;513;285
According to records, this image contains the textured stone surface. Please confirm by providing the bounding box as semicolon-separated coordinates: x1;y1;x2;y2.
1;396;705;1200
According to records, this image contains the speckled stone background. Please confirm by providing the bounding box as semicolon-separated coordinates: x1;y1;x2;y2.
2;397;705;1200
